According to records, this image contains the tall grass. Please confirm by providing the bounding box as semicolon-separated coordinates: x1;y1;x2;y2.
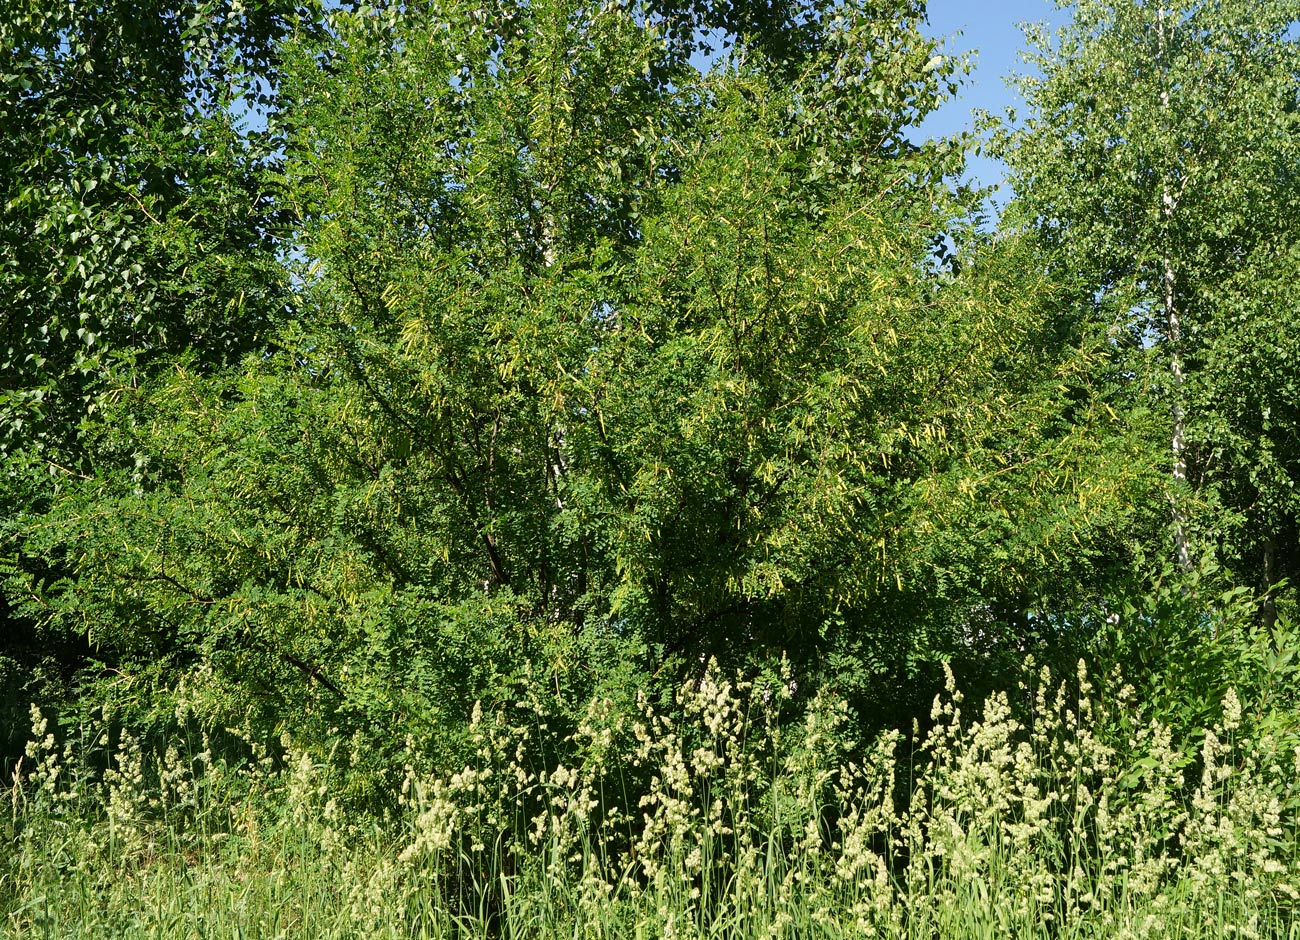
4;660;1298;939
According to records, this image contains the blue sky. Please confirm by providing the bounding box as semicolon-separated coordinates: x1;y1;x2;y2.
919;0;1069;195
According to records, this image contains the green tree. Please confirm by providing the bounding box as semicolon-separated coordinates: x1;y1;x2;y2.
1001;0;1300;619
7;0;1153;767
0;0;316;755
267;0;1134;725
0;0;313;462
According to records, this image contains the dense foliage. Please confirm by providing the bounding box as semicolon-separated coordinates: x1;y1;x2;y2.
2;4;1298;928
1001;0;1300;613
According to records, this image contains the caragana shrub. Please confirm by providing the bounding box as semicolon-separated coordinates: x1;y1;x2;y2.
4;660;1298;939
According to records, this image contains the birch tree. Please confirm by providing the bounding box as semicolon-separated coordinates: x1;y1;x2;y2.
1002;0;1300;613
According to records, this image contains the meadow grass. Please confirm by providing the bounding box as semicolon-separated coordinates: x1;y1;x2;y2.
3;661;1298;939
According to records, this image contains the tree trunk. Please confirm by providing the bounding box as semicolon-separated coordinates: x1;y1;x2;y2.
1164;232;1193;573
1159;5;1194;574
1261;535;1278;633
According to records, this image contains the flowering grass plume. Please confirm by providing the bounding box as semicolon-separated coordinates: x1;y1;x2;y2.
3;659;1298;938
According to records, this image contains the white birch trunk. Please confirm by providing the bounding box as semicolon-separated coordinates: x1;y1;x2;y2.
1158;5;1193;573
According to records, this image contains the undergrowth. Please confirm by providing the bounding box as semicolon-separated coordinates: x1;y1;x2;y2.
4;659;1298;939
